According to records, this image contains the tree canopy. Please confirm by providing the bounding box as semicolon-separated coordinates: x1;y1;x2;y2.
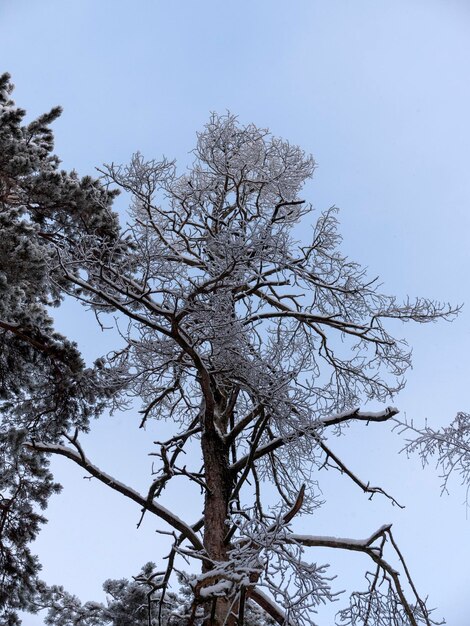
0;72;463;626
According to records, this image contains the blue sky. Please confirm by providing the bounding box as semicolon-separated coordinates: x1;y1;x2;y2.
2;1;470;623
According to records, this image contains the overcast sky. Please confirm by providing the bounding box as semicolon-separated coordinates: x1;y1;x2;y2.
2;1;470;624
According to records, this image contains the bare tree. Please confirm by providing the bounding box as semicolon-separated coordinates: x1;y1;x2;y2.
0;76;458;625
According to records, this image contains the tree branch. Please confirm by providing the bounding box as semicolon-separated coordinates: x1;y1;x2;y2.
288;525;429;626
230;407;399;473
247;588;286;625
24;440;203;551
317;437;404;508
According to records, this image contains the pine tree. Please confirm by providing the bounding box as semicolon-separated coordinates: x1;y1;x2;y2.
0;72;117;623
0;74;458;625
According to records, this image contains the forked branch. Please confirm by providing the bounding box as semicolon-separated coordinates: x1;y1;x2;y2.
24;440;203;551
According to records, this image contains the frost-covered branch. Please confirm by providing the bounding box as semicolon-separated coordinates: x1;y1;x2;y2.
231;407;399;474
396;412;470;502
288;525;433;626
24;440;203;551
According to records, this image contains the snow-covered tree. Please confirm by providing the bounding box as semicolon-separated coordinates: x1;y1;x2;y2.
0;73;459;625
0;72;119;624
41;564;275;626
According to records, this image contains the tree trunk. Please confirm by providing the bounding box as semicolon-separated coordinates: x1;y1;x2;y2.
200;418;234;625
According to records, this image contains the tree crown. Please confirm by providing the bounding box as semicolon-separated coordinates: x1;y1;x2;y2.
0;77;457;626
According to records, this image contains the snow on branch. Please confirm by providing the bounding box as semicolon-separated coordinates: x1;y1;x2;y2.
230;407;399;473
24;440;203;551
